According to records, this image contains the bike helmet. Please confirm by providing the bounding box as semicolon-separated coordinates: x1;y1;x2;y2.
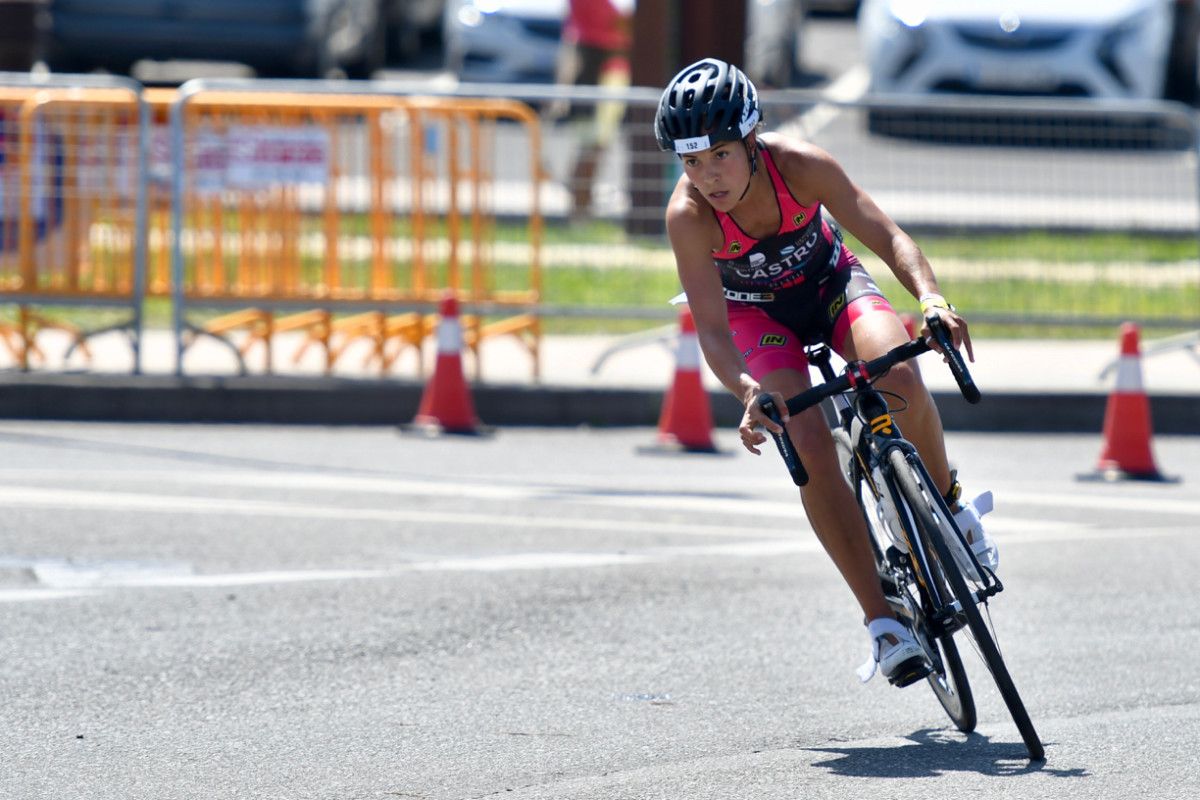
655;58;761;154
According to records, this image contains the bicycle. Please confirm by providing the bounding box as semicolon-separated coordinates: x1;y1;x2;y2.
757;316;1045;762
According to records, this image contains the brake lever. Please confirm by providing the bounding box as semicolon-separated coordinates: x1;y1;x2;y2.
756;393;809;487
926;315;981;404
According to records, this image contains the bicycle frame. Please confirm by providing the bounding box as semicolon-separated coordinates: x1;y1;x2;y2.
758;318;1044;760
806;343;1001;617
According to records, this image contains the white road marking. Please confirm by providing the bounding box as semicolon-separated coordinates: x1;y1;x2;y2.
0;588;93;602
6;467;1198;514
0;484;799;538
1;469;1193;602
16;542;815;594
0;476;1107;534
1;521;1192;601
1001;489;1200;516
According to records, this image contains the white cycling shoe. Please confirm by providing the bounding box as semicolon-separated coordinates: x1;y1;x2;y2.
950;490;998;582
857;617;931;688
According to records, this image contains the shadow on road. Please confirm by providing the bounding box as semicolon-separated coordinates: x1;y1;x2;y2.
807;728;1087;779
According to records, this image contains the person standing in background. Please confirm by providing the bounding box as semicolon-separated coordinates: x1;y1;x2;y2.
553;0;634;224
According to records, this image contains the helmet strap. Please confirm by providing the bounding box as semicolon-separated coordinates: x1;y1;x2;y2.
736;138;758;203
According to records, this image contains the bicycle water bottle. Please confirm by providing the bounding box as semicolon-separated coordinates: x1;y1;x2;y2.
871;466;907;552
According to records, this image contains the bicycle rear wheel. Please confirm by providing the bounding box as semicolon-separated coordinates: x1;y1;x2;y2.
834;430;976;732
888;447;1045;761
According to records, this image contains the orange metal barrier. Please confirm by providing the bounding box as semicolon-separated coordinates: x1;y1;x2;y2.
168;88;544;377
0;84;146;370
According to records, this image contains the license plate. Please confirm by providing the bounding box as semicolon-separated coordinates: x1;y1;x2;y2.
975;62;1057;90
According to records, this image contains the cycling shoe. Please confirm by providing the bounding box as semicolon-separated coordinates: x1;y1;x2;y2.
950;490;997;582
857;617;931;688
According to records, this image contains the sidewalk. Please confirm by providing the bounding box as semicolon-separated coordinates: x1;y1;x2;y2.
0;326;1196;432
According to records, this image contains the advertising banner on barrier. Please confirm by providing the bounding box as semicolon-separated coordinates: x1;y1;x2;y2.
226;126;330;189
152;124;330;193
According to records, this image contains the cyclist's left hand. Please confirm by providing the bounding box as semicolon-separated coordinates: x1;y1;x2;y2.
922;305;975;363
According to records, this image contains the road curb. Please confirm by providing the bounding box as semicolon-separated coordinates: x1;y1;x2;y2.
0;374;1196;434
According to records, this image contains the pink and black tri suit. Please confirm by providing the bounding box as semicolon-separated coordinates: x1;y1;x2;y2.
715;143;895;378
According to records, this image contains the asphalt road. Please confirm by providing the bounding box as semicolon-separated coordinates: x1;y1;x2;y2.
1;423;1198;799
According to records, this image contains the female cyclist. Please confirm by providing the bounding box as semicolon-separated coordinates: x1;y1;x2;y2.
656;58;997;685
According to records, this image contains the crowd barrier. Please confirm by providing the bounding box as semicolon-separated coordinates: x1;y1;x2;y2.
0;74;1196;379
0;73;147;371
166;83;543;377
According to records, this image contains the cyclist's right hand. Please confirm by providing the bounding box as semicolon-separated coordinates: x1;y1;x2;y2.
740;382;788;455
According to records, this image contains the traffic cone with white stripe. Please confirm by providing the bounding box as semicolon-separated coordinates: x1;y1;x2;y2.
1081;322;1173;482
647;307;718;453
411;292;483;435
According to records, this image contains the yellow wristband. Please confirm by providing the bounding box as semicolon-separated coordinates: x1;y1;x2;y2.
919;293;951;316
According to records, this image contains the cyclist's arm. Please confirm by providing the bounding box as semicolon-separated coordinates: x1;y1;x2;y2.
665;183;786;447
779;143;973;360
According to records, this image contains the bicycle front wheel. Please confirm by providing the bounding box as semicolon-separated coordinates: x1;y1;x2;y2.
836;429;976;732
888;447;1045;761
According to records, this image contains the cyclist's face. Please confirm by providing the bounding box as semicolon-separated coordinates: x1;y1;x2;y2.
680;141;749;211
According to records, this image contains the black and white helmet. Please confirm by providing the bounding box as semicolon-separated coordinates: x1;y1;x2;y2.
654;58;761;154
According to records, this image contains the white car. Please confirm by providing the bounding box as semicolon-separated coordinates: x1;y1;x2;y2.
860;0;1177;100
443;0;808;87
443;0;566;84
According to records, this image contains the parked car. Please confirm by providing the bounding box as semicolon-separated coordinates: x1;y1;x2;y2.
44;0;387;79
806;0;860;14
859;0;1177;101
442;0;565;84
442;0;809;87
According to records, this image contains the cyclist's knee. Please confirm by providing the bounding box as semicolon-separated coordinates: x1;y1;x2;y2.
786;414;839;464
878;361;927;403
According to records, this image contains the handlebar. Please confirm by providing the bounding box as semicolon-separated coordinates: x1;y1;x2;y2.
931;315;981;404
756;316;978;487
757;393;809;487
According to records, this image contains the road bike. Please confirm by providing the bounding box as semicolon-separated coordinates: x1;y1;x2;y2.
757;317;1045;761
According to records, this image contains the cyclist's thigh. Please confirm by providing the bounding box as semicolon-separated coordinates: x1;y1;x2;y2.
821;261;903;361
845;306;929;399
727;305;835;451
727;304;809;379
758;365;838;461
842;308;911;363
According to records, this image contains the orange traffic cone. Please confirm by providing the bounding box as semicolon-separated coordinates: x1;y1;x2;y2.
410;293;484;435
1081;322;1173;482
644;307;718;453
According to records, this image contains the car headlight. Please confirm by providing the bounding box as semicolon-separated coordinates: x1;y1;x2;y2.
865;1;929;82
457;0;502;28
890;0;932;29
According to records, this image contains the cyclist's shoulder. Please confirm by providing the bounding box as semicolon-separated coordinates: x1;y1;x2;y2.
760;133;843;181
666;190;723;259
665;175;715;229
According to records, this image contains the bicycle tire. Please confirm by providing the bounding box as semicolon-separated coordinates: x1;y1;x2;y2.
888;447;1046;761
833;430;976;732
926;623;976;733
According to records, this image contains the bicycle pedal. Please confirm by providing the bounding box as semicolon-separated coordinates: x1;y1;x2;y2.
887;656;933;688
